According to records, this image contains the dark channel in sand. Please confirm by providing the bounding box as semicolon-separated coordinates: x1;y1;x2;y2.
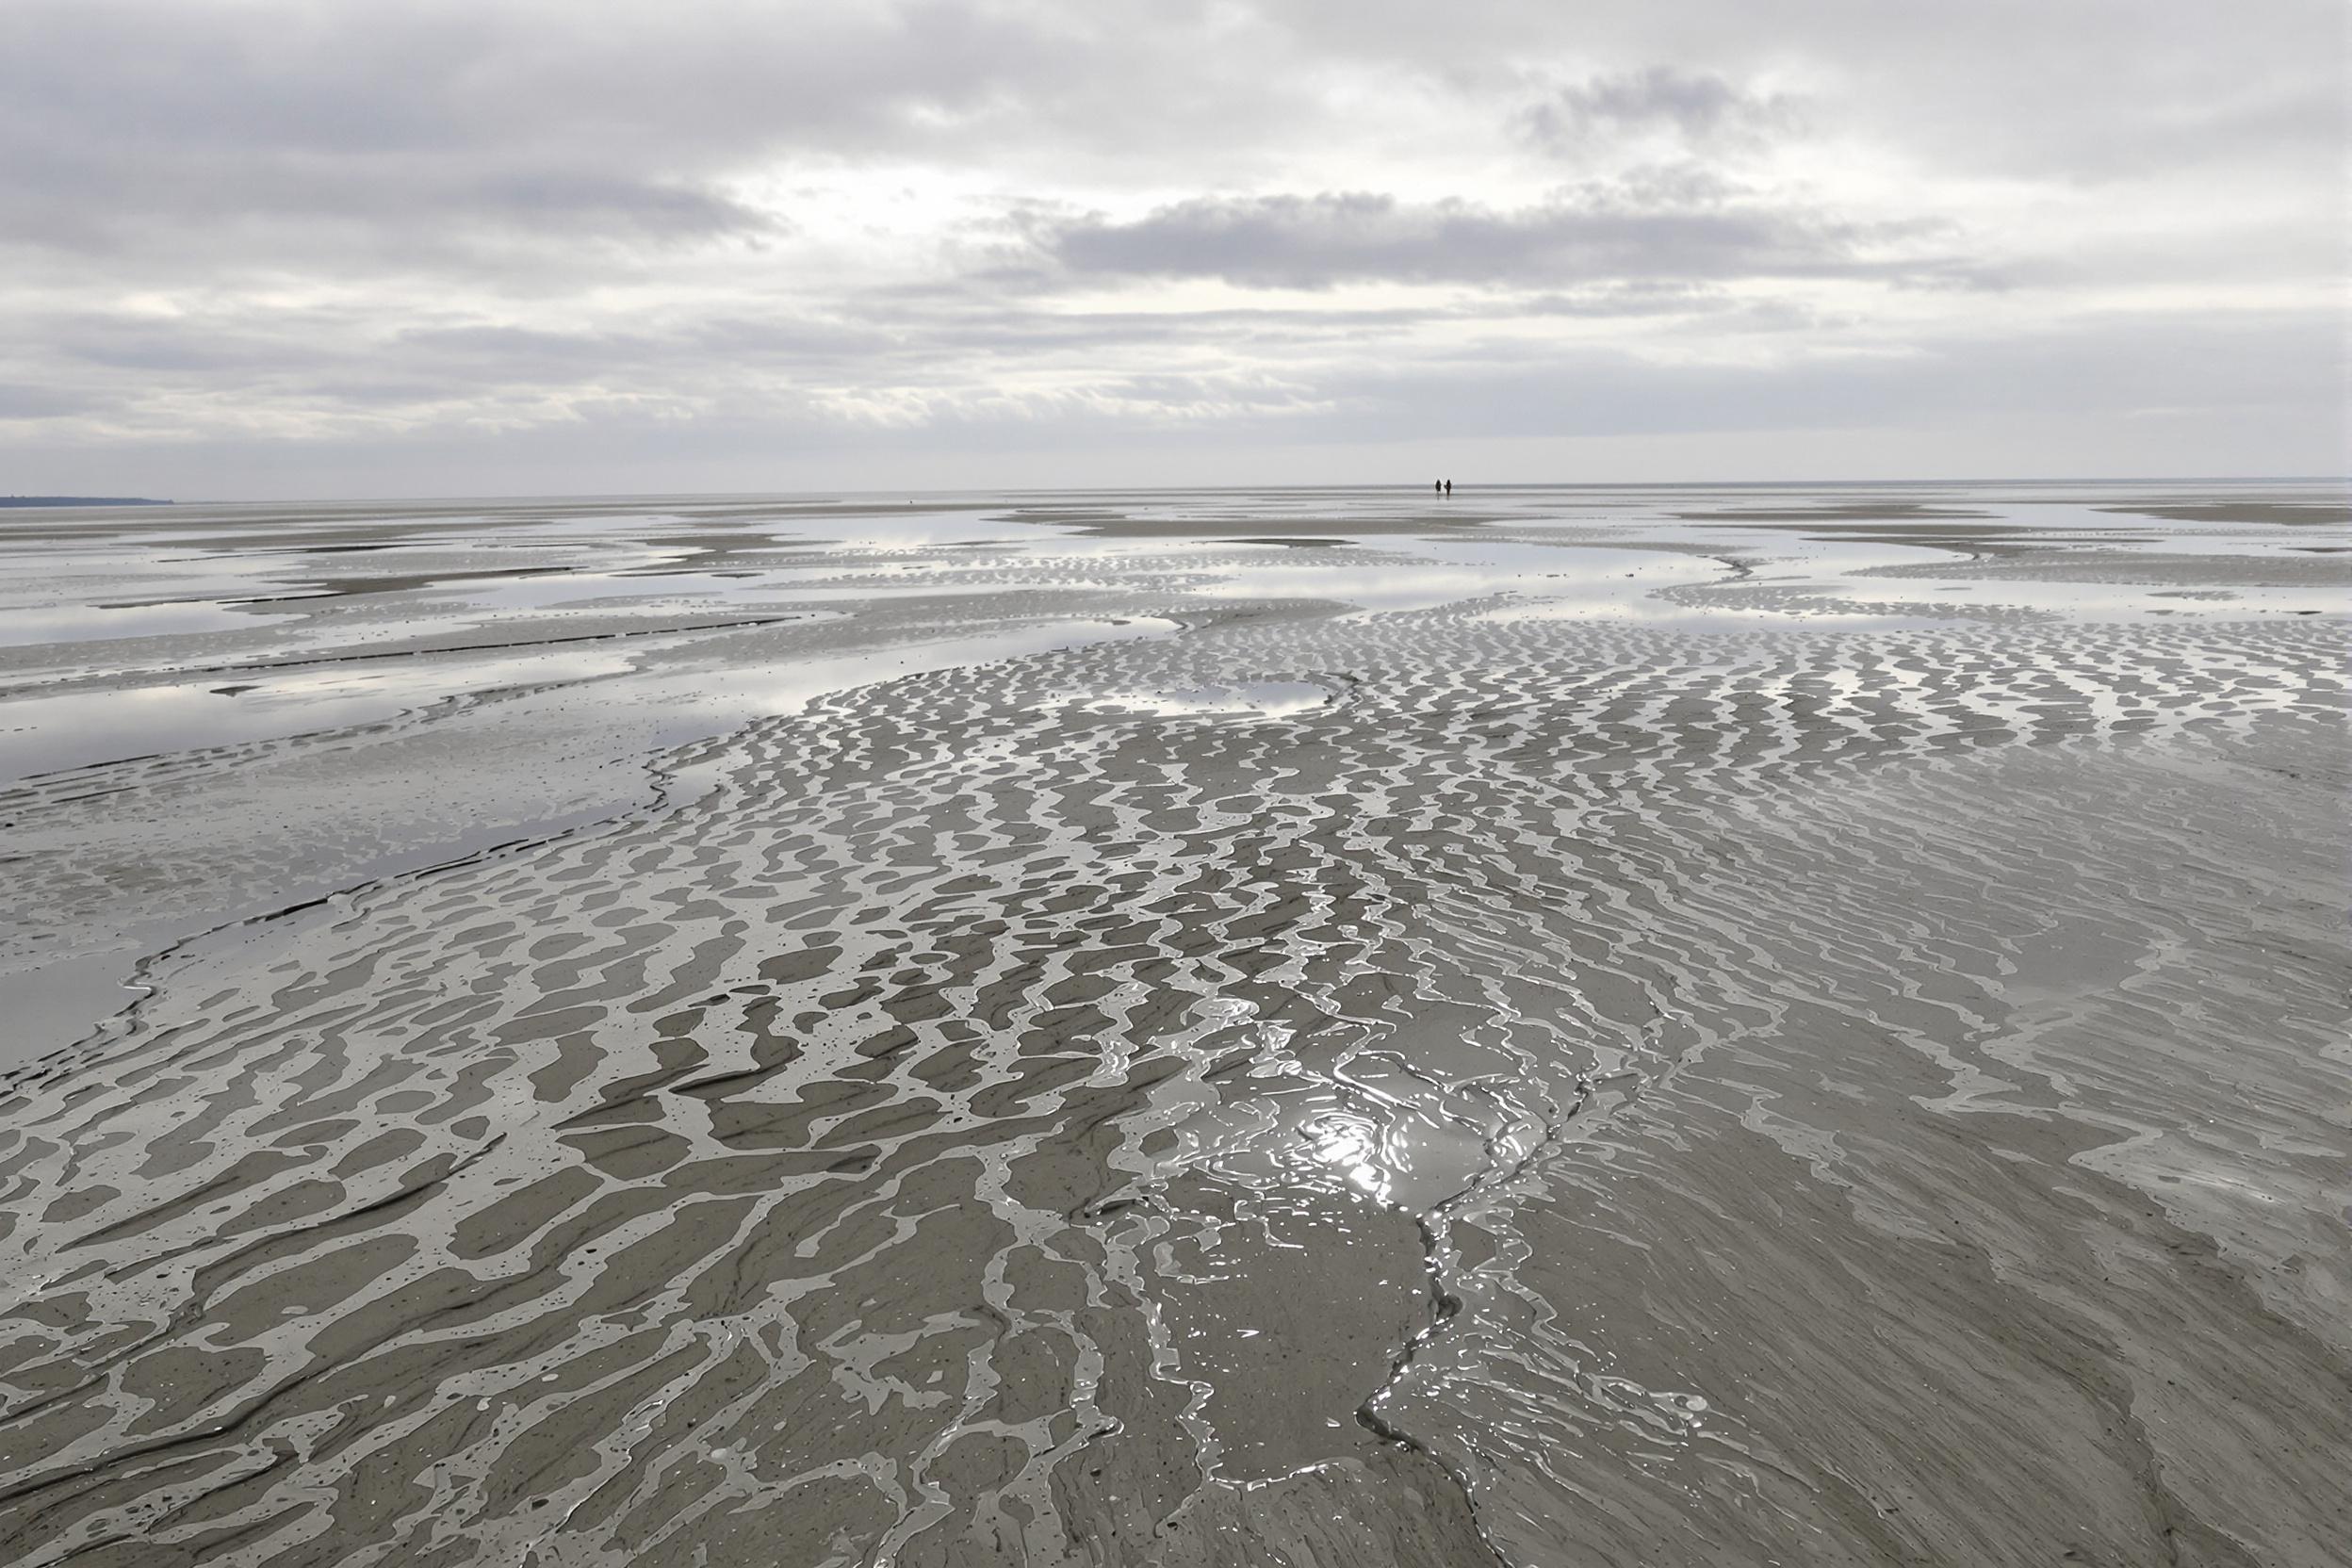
0;482;2345;1567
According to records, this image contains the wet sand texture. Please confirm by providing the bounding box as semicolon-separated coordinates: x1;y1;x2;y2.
0;486;2346;1566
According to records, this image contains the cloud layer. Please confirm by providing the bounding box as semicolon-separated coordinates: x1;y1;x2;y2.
1;0;2341;495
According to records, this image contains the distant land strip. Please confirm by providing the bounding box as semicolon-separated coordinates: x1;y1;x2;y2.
0;496;172;507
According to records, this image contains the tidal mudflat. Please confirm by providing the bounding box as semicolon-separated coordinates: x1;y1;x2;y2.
0;482;2344;1566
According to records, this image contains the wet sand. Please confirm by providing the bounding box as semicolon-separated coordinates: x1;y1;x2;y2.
0;482;2345;1566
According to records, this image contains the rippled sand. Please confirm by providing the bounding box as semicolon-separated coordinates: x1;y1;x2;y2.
1;484;2345;1566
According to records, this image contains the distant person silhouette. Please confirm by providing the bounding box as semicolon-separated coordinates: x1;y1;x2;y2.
1444;479;1453;496
1434;480;1443;496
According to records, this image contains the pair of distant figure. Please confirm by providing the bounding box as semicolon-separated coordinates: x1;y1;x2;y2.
1432;479;1453;496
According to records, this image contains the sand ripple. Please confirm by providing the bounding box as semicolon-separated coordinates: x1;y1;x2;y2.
0;604;2344;1565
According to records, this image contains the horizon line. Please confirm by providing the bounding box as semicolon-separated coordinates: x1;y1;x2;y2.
8;474;2344;510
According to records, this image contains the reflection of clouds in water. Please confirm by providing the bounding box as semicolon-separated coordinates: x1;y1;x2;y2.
16;486;2336;668
1188;542;1727;615
0;598;295;647
0;547;294;614
1708;536;1962;574
1819;576;2340;620
1085;681;1333;719
8;483;2341;795
648;618;1175;725
1478;595;1948;629
0;646;645;781
432;535;1745;625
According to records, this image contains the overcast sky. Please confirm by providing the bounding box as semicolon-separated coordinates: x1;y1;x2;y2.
2;0;2343;498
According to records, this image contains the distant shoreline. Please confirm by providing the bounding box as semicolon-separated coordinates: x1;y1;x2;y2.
0;496;172;508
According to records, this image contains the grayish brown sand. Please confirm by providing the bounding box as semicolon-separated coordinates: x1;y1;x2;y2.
0;482;2345;1565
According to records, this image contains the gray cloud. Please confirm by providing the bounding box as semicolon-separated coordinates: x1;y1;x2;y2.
1279;311;2344;446
0;0;2338;494
1046;185;1974;291
12;305;2335;487
1518;68;1805;155
0;385;98;420
0;0;1093;276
